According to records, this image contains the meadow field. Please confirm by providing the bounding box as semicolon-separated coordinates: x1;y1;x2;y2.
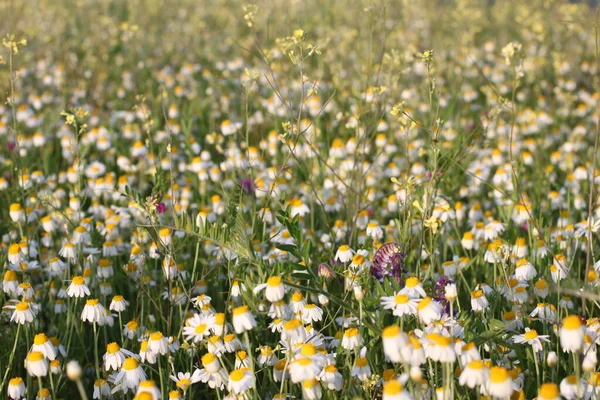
1;0;600;399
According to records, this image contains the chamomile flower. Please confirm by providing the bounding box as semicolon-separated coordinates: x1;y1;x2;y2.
253;276;286;302
538;383;560;400
485;366;513;398
183;313;216;343
67;276;90;298
31;333;57;360
351;347;372;381
380;293;419;317
104;342;135;371
459;360;488;388
232;305;257;334
302;378;322;400
341;328;363;351
7;377;26;399
26;352;48;377
318;364;343;391
147;332;169;356
109;295;129;312
170;371;201;391
289;357;322;383
470;289;489;312
382;379;412;400
560;315;585;353
134;380;162;399
227;368;254;395
196;353;228;389
10;301;36;325
560;375;587;399
416;297;443;325
81;299;107;325
112;357;147;394
514;258;536;281
400;277;427;299
301;304;324;324
334;245;354;263
3;270;19;295
512;328;550;353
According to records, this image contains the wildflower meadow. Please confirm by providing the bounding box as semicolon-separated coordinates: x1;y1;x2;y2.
2;0;600;399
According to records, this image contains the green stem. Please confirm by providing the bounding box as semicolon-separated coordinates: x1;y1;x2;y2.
93;322;101;381
0;323;21;392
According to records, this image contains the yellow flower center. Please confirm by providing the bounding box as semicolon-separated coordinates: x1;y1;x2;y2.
34;334;48;345
267;276;282;287
123;357;139;370
535;280;548;289
384;380;402;395
195;324;207;334
382;325;401;338
352;254;365;264
229;369;245;382
28;351;44;362
233;305;249;316
4;270;17;281
405;277;419;288
176;378;191;389
98;259;111;267
16;302;29;311
539;383;559;398
9;377;23;385
296;358;313;366
107;342;121;354
127;321;139;330
524;330;539;340
300;344;317;356
86;299;99;306
344;328;359;337
159;228;171;237
324;365;337;373
417;297;432;310
468;360;484;370
8;244;20;255
283;319;302;330
516;258;528;268
563;315;582;330
72;276;85;285
150;332;163;341
489;366;508;383
202;353;217;365
394;294;409;305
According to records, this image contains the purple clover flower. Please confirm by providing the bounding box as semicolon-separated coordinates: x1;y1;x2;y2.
371;242;408;283
239;177;255;195
433;277;455;315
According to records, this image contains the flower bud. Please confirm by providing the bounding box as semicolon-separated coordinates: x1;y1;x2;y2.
353;285;364;301
547;351;558;367
410;366;422;381
445;283;458;302
66;360;82;381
